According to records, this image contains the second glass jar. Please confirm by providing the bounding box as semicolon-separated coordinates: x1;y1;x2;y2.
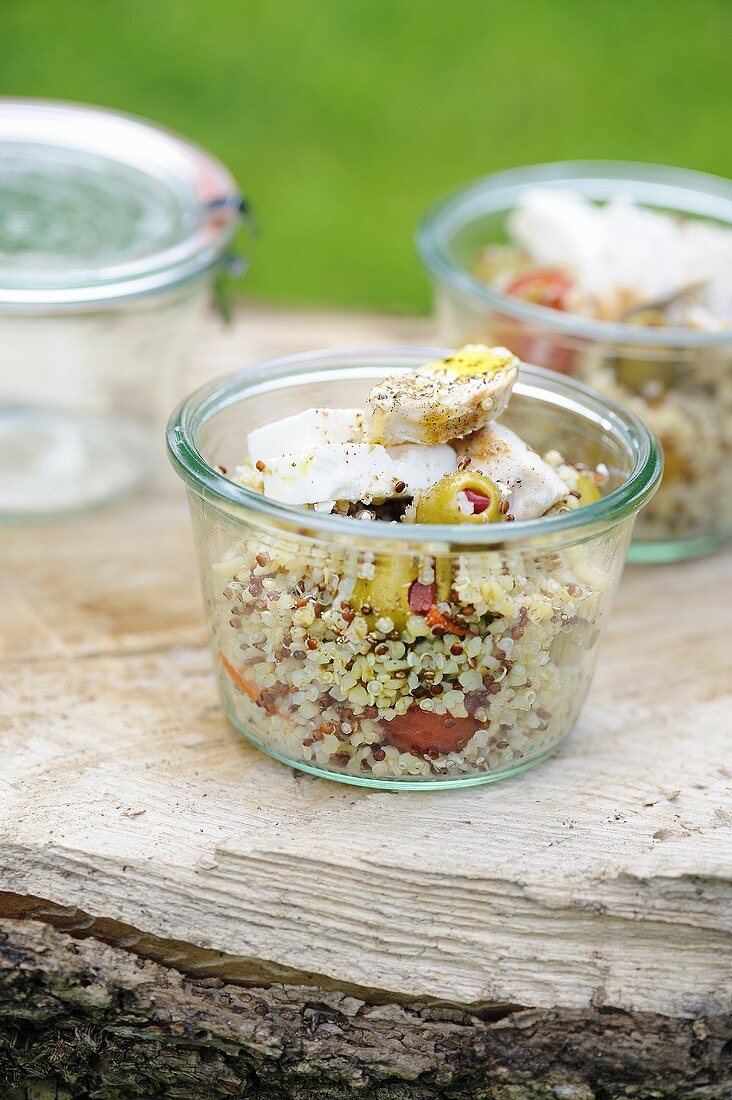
417;162;732;563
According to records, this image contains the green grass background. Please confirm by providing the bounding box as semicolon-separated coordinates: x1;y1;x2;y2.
3;0;731;312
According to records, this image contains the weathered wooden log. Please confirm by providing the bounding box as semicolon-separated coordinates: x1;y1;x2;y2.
1;917;730;1099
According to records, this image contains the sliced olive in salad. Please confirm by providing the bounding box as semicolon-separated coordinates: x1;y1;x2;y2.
352;555;452;632
415;470;504;524
574;474;603;507
614;356;668;392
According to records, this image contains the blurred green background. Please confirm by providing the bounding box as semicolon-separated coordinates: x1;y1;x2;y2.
3;0;731;313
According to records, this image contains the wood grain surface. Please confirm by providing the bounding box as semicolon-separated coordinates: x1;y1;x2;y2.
1;305;731;1029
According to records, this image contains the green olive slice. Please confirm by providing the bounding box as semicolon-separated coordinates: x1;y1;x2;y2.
574;474;603;507
415;471;504;525
352;555;452;633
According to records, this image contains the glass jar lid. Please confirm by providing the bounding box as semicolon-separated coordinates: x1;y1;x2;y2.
0;99;243;309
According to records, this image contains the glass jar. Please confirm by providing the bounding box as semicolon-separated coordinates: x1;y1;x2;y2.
417;162;732;563
167;348;661;790
0;99;244;519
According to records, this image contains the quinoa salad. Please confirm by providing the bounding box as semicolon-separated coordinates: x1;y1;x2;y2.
476;188;732;328
210;346;613;784
474;189;732;546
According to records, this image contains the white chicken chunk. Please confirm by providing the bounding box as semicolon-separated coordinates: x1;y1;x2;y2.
248;407;363;465
388;443;457;495
509;188;732;322
365;345;519;446
454;422;567;520
261;442;455;507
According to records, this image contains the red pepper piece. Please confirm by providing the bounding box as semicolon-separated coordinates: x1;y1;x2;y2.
408;580;436;614
464;488;490;514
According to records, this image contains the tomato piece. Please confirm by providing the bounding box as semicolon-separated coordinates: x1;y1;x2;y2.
382;709;480;755
505;268;573;311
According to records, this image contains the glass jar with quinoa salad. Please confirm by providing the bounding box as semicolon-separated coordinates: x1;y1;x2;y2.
417;162;732;563
168;346;661;789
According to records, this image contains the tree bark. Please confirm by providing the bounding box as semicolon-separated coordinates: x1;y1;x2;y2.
0;918;729;1100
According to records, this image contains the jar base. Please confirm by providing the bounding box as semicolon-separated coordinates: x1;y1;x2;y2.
629;531;731;564
0;404;148;520
227;714;567;791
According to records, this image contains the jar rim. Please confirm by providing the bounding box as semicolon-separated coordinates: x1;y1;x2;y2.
0;98;243;310
167;346;662;549
416;160;732;350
